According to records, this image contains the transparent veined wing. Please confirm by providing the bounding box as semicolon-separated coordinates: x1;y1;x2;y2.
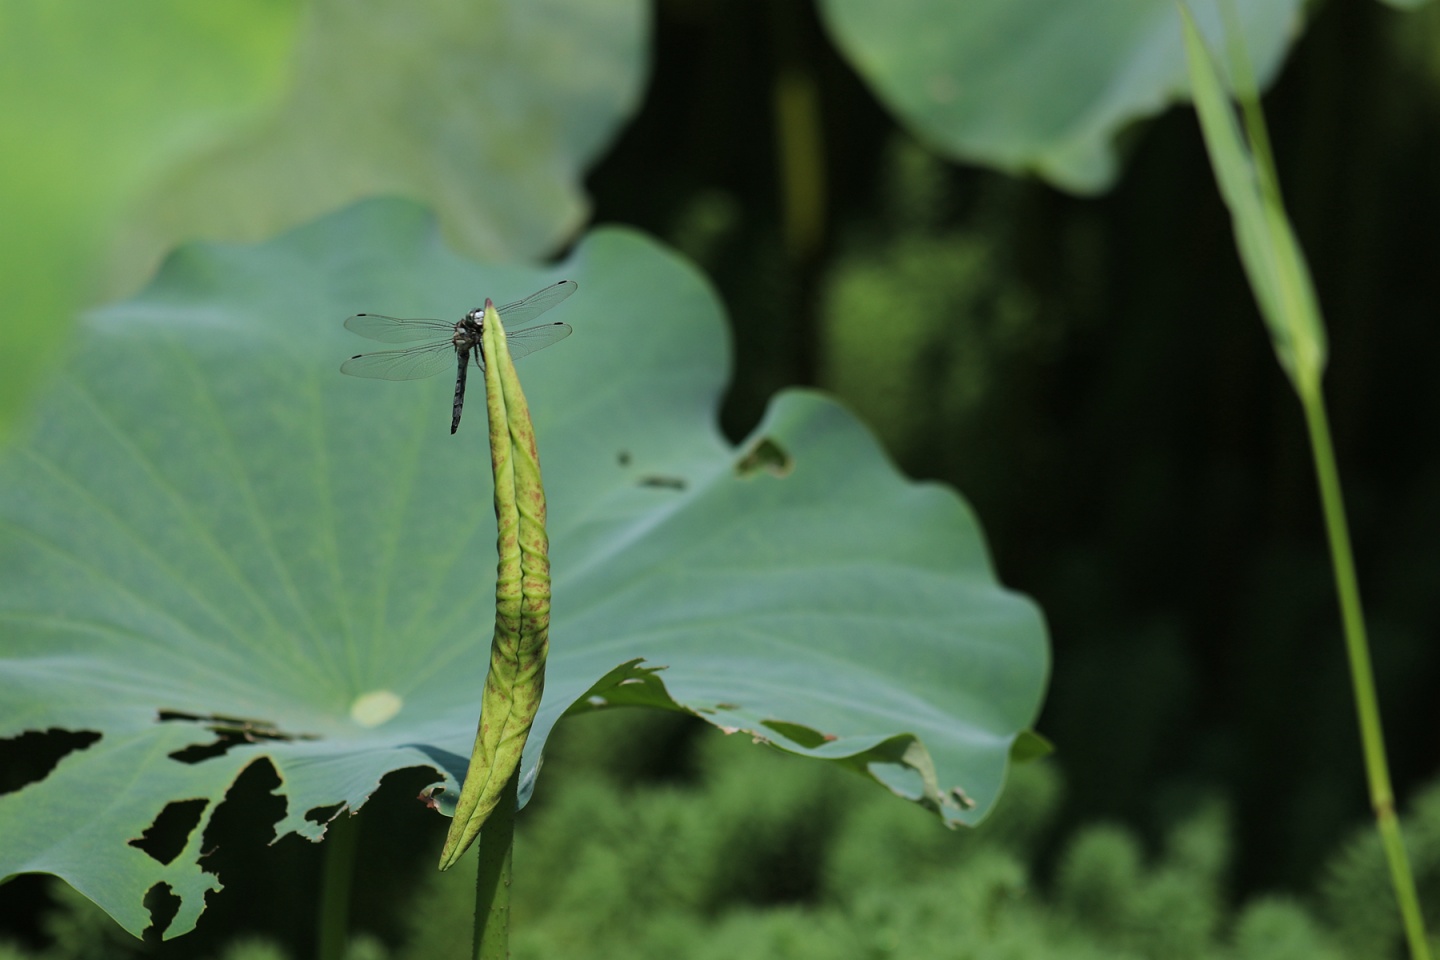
344;313;456;344
340;341;457;380
500;322;573;363
340;279;576;382
493;280;578;329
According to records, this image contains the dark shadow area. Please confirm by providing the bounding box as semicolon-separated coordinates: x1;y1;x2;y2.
0;874;54;950
142;883;180;945
402;744;468;791
735;437;794;478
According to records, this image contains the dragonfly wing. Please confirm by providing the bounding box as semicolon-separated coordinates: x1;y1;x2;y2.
345;313;456;344
504;322;573;362
340;342;456;380
493;279;577;327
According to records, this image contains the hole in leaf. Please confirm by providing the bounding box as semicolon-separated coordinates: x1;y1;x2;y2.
142;882;180;943
168;740;236;764
306;802;346;826
0;728;102;796
735;436;793;478
759;720;833;749
200;758;285;871
129;798;209;865
158;710;319;763
637;474;687;490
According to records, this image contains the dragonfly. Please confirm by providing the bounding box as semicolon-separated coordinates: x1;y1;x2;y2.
341;279;577;434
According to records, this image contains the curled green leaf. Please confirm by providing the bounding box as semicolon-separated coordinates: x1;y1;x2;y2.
1179;5;1326;393
438;299;554;870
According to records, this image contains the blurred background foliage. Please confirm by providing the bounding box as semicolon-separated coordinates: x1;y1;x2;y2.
9;713;1440;958
4;0;1440;955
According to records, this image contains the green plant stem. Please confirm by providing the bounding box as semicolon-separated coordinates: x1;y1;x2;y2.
1181;12;1430;950
317;812;360;960
1299;381;1431;959
472;770;519;960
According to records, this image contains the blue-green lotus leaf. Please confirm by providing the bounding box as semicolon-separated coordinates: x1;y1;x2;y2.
0;199;1048;938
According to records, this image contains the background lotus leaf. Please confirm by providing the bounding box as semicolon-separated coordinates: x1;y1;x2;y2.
817;0;1303;192
106;0;650;299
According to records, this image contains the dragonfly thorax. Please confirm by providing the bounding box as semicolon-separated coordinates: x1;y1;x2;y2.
453;312;485;349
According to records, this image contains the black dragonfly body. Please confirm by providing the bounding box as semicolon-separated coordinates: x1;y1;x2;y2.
341;279;577;433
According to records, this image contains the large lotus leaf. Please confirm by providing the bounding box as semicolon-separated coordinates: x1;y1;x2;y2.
0;0;298;445
0;199;1049;938
106;0;649;297
817;0;1303;193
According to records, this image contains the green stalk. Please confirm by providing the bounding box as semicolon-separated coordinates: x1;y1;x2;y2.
316;812;359;960
1299;381;1429;959
471;770;519;960
1180;8;1430;955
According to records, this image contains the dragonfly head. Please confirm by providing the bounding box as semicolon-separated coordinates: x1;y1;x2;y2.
454;308;485;343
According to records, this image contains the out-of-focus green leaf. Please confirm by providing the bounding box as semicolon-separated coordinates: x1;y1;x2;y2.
0;199;1048;938
1010;730;1054;764
108;0;650;297
817;0;1303;193
0;0;299;446
1181;7;1326;391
